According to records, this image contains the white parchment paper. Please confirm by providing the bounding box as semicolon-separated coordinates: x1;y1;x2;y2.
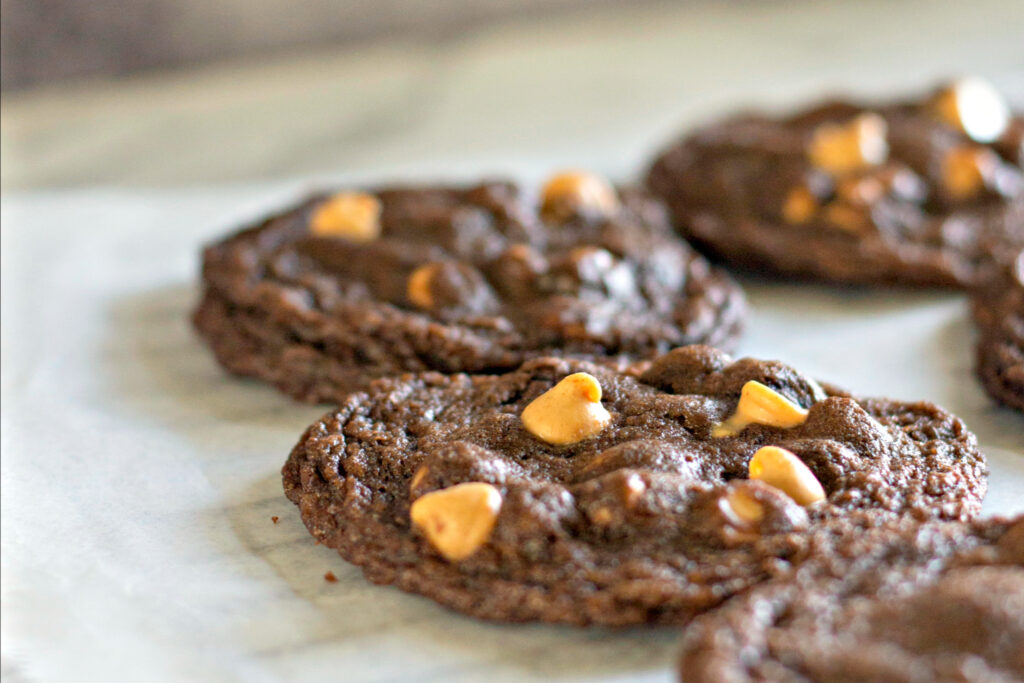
2;187;1022;683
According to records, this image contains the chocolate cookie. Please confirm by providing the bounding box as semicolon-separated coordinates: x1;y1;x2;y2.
647;78;1024;287
282;345;986;625
972;251;1024;412
193;174;745;402
679;513;1024;682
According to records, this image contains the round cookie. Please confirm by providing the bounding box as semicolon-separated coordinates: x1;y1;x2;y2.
193;174;746;402
679;513;1024;682
972;250;1024;412
646;79;1024;287
282;345;987;625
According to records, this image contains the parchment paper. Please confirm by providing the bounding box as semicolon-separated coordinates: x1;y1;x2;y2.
2;186;1022;683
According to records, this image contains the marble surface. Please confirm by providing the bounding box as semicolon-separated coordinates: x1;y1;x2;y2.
3;0;1024;190
2;1;1024;681
1;0;634;89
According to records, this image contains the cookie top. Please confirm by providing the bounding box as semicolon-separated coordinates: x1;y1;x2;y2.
282;345;986;625
973;251;1024;412
194;174;745;401
679;514;1024;682
646;79;1024;287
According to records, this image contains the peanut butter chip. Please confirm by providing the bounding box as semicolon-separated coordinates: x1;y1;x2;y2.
521;372;612;445
505;243;540;262
748;446;825;506
823;202;870;234
782;186;817;224
309;192;382;242
712;381;810;437
808;113;889;176
933;78;1010;143
723;488;766;526
541;171;620;221
592;507;614;526
410;482;502;561
407;263;441;309
942;146;997;200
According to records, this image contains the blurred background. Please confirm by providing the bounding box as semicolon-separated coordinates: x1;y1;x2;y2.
1;0;638;90
2;0;1023;190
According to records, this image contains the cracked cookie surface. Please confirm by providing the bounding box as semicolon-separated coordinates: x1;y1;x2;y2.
282;345;986;625
973;250;1024;412
193;179;745;402
646;81;1024;287
678;513;1024;682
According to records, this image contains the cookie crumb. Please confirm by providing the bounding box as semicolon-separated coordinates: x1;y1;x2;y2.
324;571;338;583
271;516;279;524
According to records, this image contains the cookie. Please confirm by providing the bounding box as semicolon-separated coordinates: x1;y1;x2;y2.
679;513;1024;682
282;345;986;625
193;174;746;402
647;78;1024;287
972;250;1024;412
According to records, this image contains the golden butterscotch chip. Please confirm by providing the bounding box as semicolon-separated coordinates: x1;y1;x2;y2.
410;482;503;561
823;202;871;234
504;243;540;262
782;186;817;224
748;445;826;506
407;263;442;309
540;171;620;221
942;146;998;200
521;372;612;445
808;113;889;176
933;78;1010;143
723;488;766;525
591;507;614;526
309;192;382;242
712;380;810;437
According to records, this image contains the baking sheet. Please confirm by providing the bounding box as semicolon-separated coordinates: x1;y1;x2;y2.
2;187;1022;683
